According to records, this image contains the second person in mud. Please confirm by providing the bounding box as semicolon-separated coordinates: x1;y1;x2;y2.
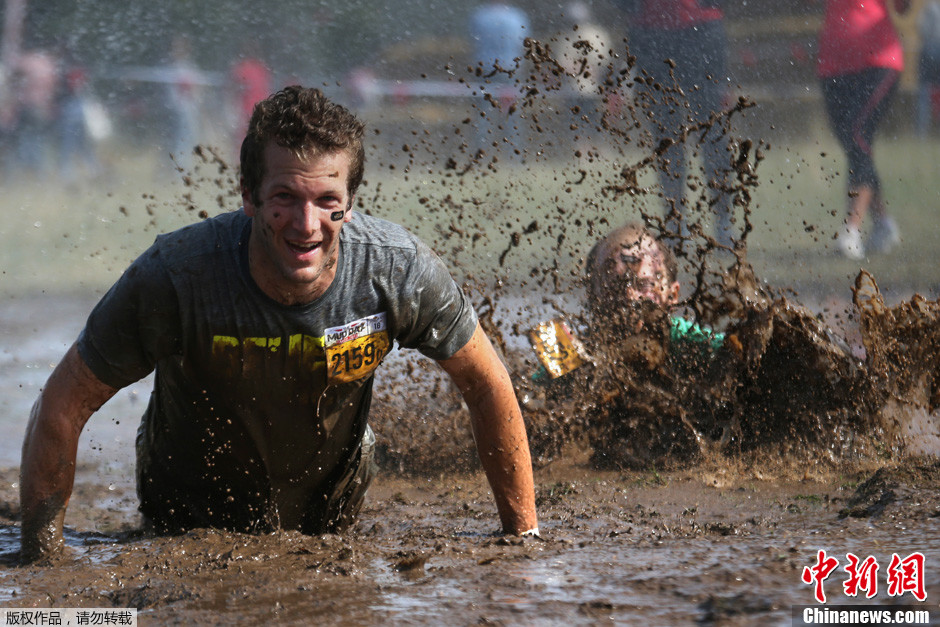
529;222;723;386
525;222;864;469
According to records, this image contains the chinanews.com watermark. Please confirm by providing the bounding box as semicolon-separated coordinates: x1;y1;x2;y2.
1;608;136;626
794;606;933;625
793;550;935;626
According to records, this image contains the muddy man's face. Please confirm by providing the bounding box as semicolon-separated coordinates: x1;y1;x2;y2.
600;234;680;309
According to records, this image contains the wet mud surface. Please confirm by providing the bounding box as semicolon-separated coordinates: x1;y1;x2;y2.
1;457;940;624
3;38;940;625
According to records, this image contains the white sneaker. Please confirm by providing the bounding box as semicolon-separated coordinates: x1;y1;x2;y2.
837;226;865;260
867;216;901;254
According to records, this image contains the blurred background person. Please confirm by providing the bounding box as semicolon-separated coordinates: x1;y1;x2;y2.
617;0;733;247
819;0;910;259
917;0;940;135
469;1;530;159
228;43;272;161
10;49;58;177
163;35;202;172
57;58;106;187
552;1;612;158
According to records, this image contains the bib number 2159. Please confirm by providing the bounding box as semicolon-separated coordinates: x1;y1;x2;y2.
324;313;390;384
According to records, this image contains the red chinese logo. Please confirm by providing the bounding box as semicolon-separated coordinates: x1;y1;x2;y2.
802;549;840;603
843;553;879;599
802;551;926;603
886;552;926;602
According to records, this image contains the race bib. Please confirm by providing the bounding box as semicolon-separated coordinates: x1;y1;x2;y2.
324;313;390;384
528;318;588;379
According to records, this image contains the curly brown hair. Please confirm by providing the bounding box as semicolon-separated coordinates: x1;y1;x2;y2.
240;85;365;206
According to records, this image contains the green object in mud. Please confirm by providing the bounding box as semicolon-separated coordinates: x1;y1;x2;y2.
667;315;724;375
669;316;724;353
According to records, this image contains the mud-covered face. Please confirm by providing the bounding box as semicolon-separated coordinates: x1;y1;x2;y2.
243;144;353;305
601;235;680;308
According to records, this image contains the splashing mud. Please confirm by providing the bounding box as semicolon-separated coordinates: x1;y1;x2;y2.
2;35;939;624
358;41;940;476
515;262;937;471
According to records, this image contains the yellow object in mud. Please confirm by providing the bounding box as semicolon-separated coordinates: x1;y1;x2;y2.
528;318;589;379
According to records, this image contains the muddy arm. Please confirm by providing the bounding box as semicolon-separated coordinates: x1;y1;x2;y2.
437;324;539;535
20;343;119;562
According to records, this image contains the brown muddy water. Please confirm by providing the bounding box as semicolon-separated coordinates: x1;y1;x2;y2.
3;44;940;625
1;447;940;624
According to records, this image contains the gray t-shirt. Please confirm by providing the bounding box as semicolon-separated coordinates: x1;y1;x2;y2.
77;209;477;530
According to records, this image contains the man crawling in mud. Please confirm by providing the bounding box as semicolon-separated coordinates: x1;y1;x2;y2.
525;221;870;468
530;223;723;386
525;222;727;466
19;86;538;563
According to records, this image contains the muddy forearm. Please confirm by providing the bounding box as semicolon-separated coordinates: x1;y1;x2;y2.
19;496;68;563
20;439;75;562
469;398;539;535
19;344;118;562
440;326;539;534
20;397;80;562
461;353;538;533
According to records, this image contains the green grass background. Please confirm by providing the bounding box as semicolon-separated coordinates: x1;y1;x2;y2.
2;127;938;307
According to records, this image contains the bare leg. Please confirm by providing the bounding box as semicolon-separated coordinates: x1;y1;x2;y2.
837;184;873;259
869;188;888;220
865;186;900;254
846;184;874;230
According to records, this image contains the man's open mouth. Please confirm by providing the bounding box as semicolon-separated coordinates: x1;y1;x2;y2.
287;241;321;254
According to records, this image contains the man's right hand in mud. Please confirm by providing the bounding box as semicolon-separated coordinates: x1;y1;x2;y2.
20;344;119;563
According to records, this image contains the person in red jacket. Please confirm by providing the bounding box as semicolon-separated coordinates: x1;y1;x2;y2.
818;0;910;259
